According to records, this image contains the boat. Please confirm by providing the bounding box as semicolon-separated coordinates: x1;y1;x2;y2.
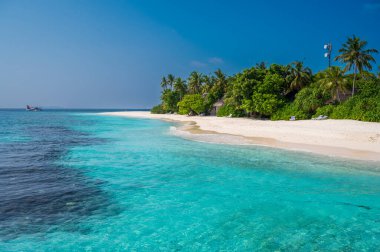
26;105;42;111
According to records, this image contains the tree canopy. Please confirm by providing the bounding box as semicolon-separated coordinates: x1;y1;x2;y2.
152;36;379;122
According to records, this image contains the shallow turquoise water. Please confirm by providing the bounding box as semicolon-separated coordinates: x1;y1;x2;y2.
1;111;380;251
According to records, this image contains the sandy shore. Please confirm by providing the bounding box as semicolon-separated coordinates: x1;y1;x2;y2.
101;111;380;161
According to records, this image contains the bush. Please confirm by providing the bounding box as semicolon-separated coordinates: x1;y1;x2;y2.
271;103;309;120
177;94;206;115
330;98;356;119
314;105;334;117
151;104;166;114
330;95;380;122
216;104;244;117
351;97;380;122
357;79;380;98
161;90;180;112
293;84;330;115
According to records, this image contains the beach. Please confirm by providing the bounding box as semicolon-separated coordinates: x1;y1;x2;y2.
102;111;380;161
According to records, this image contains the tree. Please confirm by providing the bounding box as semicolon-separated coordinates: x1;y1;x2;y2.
173;77;187;100
211;69;228;100
160;76;168;91
161;89;179;112
269;64;290;79
286;61;312;93
251;73;286;117
187;71;203;94
201;75;214;95
167;74;175;90
177;94;205;115
256;61;267;70
229;67;266;109
335;35;378;97
318;66;348;102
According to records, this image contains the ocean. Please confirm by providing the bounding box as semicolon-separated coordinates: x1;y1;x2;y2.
1;109;380;251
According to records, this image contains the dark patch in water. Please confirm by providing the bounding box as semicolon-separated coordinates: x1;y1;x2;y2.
0;112;122;241
338;202;371;210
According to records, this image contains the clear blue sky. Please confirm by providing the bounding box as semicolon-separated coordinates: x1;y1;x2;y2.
0;0;379;108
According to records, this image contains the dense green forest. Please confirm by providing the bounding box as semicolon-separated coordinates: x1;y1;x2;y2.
152;36;380;122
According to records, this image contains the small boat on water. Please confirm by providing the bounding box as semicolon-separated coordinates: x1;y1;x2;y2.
26;105;42;111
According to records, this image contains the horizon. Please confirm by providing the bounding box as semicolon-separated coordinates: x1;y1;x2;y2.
1;0;379;108
0;107;149;110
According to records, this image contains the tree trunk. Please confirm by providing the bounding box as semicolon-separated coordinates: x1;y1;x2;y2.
352;66;357;97
337;89;341;102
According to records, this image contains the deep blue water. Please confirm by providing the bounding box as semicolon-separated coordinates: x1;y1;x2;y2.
0;109;380;251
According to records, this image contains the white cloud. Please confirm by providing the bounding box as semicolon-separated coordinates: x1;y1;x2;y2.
190;57;224;68
190;60;207;68
208;57;224;65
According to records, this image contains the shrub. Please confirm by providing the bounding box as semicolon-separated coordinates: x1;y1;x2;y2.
314;105;334;117
356;79;380;98
151;104;166;114
351;97;380;122
177;94;206;115
271;103;309;120
330;98;356;119
216;104;244;117
293;84;330;115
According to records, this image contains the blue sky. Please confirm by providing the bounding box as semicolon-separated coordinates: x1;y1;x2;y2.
0;0;379;108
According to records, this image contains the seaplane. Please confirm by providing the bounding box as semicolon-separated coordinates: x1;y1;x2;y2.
26;105;42;111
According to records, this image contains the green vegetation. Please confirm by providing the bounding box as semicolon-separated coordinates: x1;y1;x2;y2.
177;94;205;115
152;36;379;122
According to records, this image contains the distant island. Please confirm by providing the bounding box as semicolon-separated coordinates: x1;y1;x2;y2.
152;35;379;122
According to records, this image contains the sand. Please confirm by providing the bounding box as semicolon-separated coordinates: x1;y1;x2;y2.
100;111;380;161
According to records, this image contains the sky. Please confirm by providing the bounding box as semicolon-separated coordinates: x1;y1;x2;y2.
0;0;379;108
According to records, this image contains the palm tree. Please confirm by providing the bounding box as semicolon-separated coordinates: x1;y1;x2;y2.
335;35;378;97
377;66;380;79
286;61;312;93
160;76;168;91
212;69;228;99
187;71;203;94
174;77;187;100
256;62;266;70
318;66;348;102
167;74;175;90
201;75;214;95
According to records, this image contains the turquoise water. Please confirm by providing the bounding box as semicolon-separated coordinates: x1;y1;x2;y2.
1;110;380;251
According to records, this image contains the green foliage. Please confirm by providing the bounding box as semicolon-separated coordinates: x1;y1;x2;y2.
250;74;286;117
314;105;334;117
216;104;244;117
157;41;379;122
187;71;204;94
335;35;379;96
330;94;380;122
177;94;206;115
252;93;284;116
271;103;309;120
229;67;267;108
286;61;312;93
317;66;348;102
293;83;331;116
161;89;180;112
356;78;380;98
150;104;166;114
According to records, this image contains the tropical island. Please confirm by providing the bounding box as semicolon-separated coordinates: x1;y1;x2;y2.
104;35;380;161
152;36;379;122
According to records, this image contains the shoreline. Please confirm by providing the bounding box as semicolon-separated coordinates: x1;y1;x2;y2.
100;111;380;162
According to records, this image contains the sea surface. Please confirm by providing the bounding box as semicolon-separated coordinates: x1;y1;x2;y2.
1;109;380;251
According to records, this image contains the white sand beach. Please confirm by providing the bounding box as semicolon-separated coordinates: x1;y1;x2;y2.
101;111;380;161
